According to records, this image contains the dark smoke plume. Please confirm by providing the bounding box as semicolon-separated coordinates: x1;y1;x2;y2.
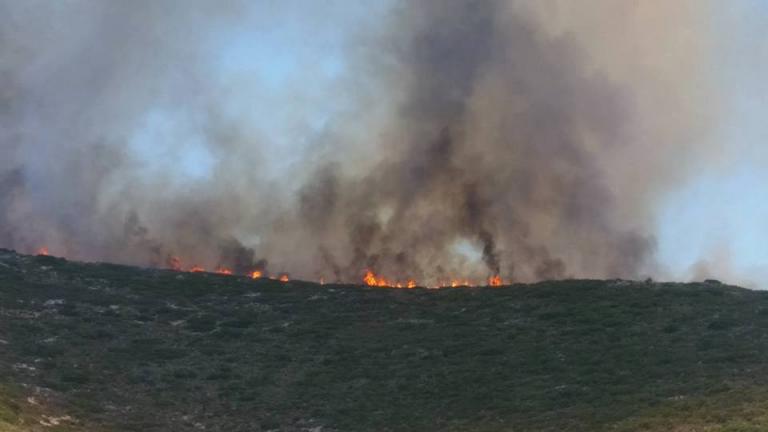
0;1;717;284
289;0;658;283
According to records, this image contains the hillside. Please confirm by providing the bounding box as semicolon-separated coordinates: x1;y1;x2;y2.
2;249;768;431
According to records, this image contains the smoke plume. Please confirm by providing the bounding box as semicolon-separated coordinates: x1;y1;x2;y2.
0;0;719;284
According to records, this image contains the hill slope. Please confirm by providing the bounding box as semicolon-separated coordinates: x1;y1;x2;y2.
2;249;768;431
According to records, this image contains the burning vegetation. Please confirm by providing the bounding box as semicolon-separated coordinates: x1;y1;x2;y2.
34;247;504;288
159;255;508;288
362;269;417;288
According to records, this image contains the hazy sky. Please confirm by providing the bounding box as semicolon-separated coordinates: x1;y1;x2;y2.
655;1;768;286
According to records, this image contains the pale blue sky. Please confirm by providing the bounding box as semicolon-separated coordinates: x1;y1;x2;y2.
655;1;768;285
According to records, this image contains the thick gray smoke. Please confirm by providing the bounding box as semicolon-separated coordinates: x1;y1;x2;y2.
0;1;718;284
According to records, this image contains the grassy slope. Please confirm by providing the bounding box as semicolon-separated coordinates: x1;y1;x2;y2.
2;249;768;431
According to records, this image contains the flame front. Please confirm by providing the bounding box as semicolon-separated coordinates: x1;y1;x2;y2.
215;266;233;275
363;270;418;288
363;270;391;287
488;275;503;287
27;244;502;289
363;270;378;286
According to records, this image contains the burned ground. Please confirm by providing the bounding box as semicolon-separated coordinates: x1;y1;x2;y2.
2;250;768;431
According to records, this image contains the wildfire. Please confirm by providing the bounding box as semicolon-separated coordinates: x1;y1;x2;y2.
363;269;387;287
29;244;501;289
360;272;504;289
363;270;417;288
215;266;233;275
488;275;503;287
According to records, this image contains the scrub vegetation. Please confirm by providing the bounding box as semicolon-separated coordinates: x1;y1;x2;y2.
2;249;768;431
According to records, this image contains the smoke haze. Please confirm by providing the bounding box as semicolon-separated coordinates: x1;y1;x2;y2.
0;0;724;284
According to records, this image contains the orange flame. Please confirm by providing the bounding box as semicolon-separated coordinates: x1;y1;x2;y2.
26;246;502;289
363;270;417;288
363;269;378;286
363;270;391;287
215;266;233;275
